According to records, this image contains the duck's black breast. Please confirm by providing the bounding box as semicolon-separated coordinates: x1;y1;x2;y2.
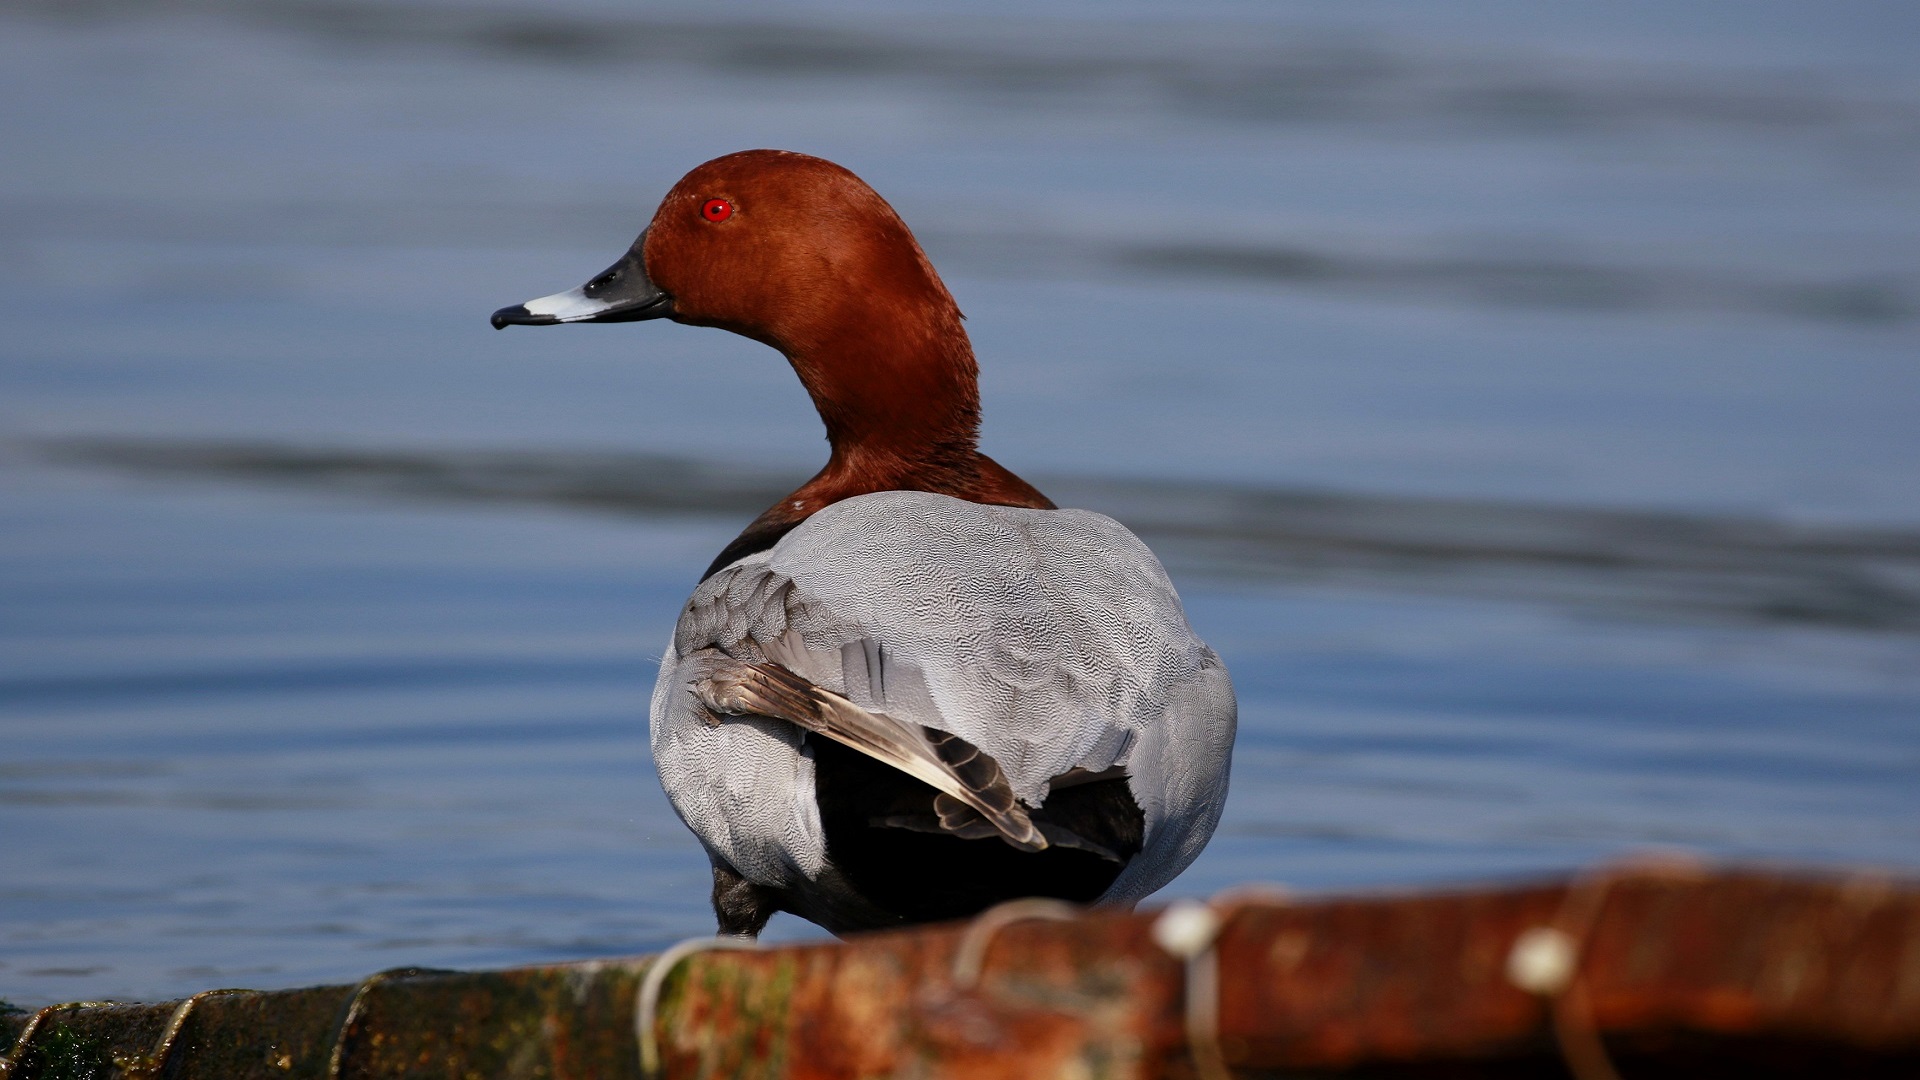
807;737;1144;928
701;518;803;581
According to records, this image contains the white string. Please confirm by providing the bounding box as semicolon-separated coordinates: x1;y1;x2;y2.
950;898;1081;990
1152;900;1231;1080
635;936;762;1079
1504;853;1709;1080
325;967;451;1080
116;989;250;1080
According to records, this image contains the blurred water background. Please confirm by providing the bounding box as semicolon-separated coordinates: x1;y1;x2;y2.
3;0;1917;1006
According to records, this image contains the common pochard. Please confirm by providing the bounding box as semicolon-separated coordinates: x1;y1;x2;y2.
493;150;1235;936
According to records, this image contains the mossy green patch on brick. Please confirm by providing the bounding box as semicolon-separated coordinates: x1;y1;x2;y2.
15;1023;114;1080
659;955;797;1080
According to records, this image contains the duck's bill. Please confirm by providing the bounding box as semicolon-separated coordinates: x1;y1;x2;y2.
490;229;674;329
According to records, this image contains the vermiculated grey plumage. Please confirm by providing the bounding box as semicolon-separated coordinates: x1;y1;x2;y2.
652;490;1236;932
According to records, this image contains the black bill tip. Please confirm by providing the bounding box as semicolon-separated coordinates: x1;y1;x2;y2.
490;305;559;330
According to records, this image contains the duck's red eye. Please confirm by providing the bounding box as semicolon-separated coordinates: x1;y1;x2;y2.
701;198;733;223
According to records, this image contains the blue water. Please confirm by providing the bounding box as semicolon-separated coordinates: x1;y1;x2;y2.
2;0;1917;1006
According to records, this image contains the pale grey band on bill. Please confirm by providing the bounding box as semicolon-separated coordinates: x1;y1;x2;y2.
490;228;674;329
521;286;613;322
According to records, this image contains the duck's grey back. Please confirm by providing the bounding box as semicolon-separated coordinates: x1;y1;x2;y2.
654;490;1235;905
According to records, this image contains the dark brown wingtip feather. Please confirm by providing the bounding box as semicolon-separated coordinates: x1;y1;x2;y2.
721;658;1046;852
926;729;1045;851
926;730;1016;816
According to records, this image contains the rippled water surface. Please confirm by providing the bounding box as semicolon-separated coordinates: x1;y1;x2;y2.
3;0;1918;1006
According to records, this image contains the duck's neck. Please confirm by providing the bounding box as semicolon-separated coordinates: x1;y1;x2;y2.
700;309;1053;580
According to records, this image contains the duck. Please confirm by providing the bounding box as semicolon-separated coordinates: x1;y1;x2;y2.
492;150;1235;937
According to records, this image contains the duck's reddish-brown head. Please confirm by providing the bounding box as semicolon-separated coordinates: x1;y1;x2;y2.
493;150;1050;554
494;150;976;453
644;151;957;353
